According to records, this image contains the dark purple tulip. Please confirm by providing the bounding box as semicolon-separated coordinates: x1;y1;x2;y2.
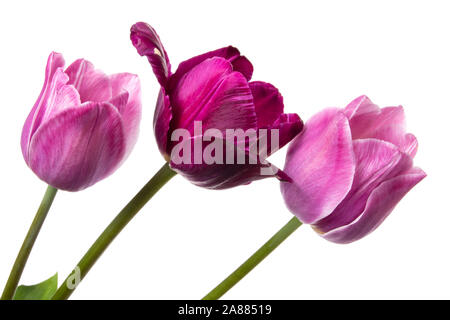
131;22;303;189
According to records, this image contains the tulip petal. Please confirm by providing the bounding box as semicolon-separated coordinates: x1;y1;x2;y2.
130;22;171;88
109;91;129;113
65;59;112;103
110;73;142;156
154;88;172;158
171;57;256;135
230;55;253;81
249;81;284;128
34;69;81;134
343;95;379;119
280;108;355;224
321;167;426;244
402;133;419;158
49;76;80;117
23;70;81;163
169;135;284;189
314;139;413;233
200;72;256;132
351;105;405;142
110;73;141;112
28;102;125;191
21;52;66;159
344;96;417;154
271;113;304;152
249;81;303;156
256;113;303;158
168;46;253;91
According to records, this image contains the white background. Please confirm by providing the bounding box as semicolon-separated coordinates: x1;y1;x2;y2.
0;0;447;299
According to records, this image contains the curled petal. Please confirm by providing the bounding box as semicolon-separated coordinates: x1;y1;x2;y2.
281;108;355;224
28;102;125;191
320;167;426;244
130;22;171;88
168;46;253;91
21;52;66;159
314;138;413;233
65;59;112;103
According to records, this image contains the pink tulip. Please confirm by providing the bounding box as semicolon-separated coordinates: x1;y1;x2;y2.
21;52;142;191
281;96;426;243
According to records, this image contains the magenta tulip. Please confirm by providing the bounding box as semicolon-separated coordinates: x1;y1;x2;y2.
130;22;303;189
21;52;142;191
281;96;426;243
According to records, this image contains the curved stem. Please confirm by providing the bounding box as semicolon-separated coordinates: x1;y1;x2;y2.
52;162;176;300
203;216;302;300
1;185;58;300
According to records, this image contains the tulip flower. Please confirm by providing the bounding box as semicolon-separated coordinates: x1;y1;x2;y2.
3;51;142;301
281;95;426;243
130;22;303;189
21;52;142;191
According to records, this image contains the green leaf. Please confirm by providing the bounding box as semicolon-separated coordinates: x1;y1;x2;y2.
13;273;58;300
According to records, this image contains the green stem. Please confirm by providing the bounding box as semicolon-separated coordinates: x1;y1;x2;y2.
203;216;302;300
52;162;176;300
1;185;58;300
